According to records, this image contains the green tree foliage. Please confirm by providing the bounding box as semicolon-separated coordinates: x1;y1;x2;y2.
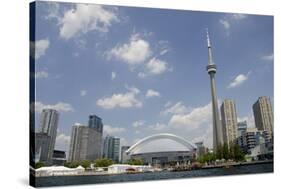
216;143;223;160
222;143;229;160
197;142;245;163
216;142;245;161
80;160;92;168
64;161;80;168
35;161;45;169
94;158;114;167
126;158;144;165
233;144;245;161
197;152;216;164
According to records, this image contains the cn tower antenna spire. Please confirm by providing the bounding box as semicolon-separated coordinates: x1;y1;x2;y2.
206;28;211;48
206;28;214;65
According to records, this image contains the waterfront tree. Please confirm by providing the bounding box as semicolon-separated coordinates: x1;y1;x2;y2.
216;143;223;160
94;158;113;167
222;143;229;160
126;158;144;165
80;160;92;168
35;161;45;169
64;161;80;168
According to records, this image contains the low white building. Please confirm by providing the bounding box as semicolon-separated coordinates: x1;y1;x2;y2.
36;166;85;177
108;164;153;174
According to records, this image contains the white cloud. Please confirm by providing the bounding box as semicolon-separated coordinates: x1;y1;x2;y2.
132;120;145;128
120;137;129;146
169;102;212;130
219;19;230;30
148;123;167;131
231;14;247;20
30;39;50;59
80;90;87;96
96;86;142;109
164;101;172;108
45;2;60;20
159;49;169;56
104;124;126;135
125;85;140;94
35;71;48;79
108;34;152;66
162;102;189;115
228;72;251;88
137;72;146;78
59;4;118;39
191;125;212;148
55;133;71;151
146;58;169;75
35;101;74;112
238;114;255;128
146;89;160;98
261;53;274;61
219;14;247;35
111;72;116;80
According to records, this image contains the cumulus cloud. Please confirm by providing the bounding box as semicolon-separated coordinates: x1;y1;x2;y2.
146;58;169;75
219;13;247;35
132;120;145;128
80;90;87;96
111;72;116;80
45;2;60;20
108;34;152;66
146;89;160;98
30;39;50;59
58;4;118;39
35;71;48;79
148;123;167;131
137;72;146;78
55;133;71;151
96;86;142;109
191;125;213;148
169;102;212;130
238;114;255;128
35;101;74;112
261;53;274;61
219;19;230;30
228;72;251;88
104;124;126;135
162;102;190;115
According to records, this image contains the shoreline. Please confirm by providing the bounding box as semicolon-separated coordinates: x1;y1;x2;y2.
32;160;273;178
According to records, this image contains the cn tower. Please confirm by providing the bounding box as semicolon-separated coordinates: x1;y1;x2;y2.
206;29;223;151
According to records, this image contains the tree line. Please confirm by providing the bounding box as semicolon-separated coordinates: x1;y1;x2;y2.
197;142;245;164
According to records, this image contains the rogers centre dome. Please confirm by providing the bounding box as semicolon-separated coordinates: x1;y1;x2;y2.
126;133;197;165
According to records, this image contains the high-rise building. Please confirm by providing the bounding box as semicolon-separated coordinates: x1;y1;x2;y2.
236;128;270;154
103;135;120;163
206;30;223;151
35;133;51;163
37;109;59;164
88;115;103;133
195;142;206;157
237;121;247;137
68;124;102;162
221;99;238;146
121;146;130;163
253;96;274;137
52;150;67;166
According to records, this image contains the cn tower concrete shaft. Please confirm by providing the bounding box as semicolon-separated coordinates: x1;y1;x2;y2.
206;29;223;151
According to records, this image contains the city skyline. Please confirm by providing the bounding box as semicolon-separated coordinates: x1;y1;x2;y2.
32;2;273;155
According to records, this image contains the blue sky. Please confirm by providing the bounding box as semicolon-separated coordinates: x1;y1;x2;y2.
32;1;273;154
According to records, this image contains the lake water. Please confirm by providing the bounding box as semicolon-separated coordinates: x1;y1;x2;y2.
35;162;273;187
